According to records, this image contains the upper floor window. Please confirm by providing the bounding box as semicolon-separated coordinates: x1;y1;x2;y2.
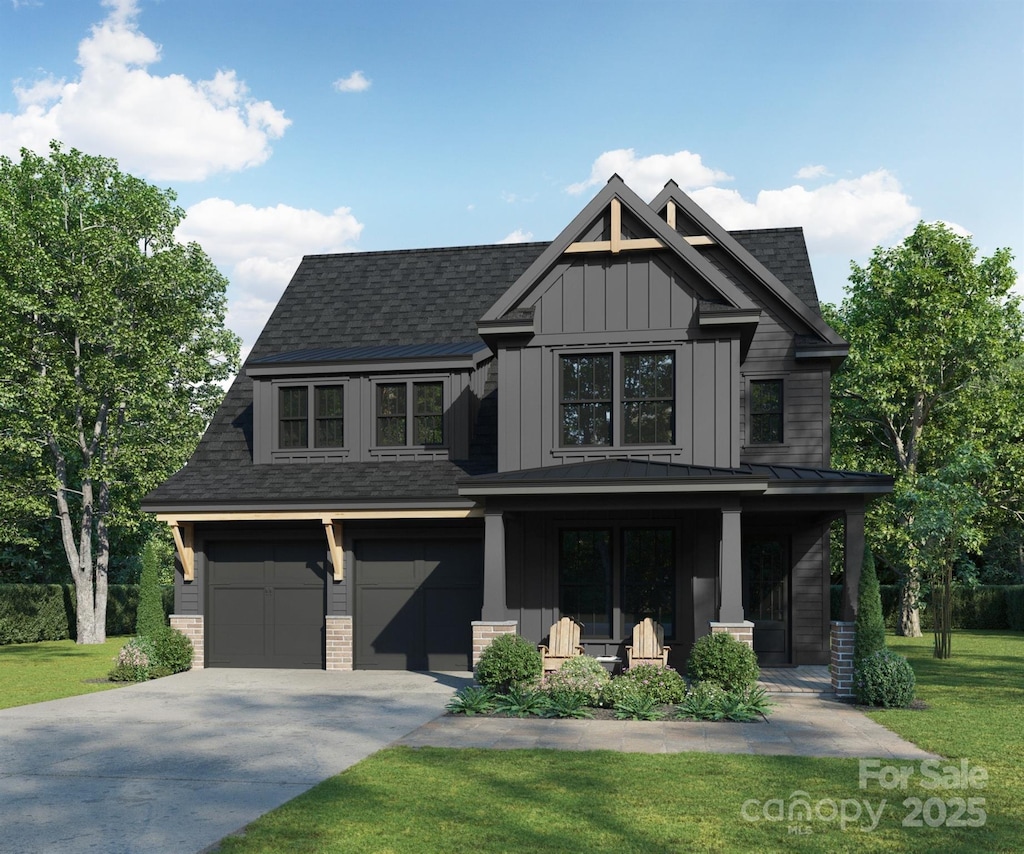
278;384;344;449
749;379;784;444
376;380;445;447
560;351;674;446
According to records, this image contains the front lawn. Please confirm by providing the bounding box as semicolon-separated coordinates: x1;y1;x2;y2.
0;636;128;709
213;630;1023;853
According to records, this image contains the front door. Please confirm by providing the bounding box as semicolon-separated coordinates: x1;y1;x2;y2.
743;537;790;665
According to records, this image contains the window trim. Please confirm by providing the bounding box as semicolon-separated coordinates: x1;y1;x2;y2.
557;348;676;449
273;381;347;452
369;375;449;450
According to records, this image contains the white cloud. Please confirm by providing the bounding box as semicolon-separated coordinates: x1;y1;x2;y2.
333;71;371;93
178;198;364;352
0;0;289;181
567;148;732;199
499;229;534;244
692;170;921;254
795;164;830;180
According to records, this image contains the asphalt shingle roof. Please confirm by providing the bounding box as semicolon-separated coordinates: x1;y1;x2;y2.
144;231;826;509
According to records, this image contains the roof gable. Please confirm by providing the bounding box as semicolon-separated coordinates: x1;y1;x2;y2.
650;181;845;347
480;175;760;324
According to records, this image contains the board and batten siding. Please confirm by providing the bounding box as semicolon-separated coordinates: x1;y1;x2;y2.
790;523;830;664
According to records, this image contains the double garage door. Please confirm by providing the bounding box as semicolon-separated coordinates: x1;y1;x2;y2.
206;537;482;670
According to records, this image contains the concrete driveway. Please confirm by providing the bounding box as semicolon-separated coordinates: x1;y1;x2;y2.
0;669;472;854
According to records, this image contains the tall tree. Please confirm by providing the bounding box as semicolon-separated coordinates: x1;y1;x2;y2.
825;222;1022;636
0;142;239;643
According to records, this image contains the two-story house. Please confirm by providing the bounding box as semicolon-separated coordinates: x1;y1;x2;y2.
143;175;891;680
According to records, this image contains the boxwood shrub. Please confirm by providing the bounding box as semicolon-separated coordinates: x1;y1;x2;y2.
475;633;542;692
686;632;759;692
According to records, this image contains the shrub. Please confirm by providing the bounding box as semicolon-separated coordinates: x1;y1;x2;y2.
1007;586;1024;631
149;627;193;673
686;633;759;691
136;537;167;638
446;686;495;715
542;656;610;706
676;681;725;720
474;633;542;692
109;636;156;682
854;649;916;708
612;689;665;721
493;686;548;718
676;682;775;722
539;692;592;719
855;545;886;666
604;663;687;706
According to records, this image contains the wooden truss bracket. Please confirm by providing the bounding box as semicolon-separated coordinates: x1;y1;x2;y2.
169;522;195;582
564;198;714;255
323;519;344;581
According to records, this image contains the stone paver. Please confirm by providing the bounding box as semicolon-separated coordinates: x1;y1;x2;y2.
395;693;939;759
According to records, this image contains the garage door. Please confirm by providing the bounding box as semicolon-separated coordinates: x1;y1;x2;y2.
355;539;482;670
207;540;327;668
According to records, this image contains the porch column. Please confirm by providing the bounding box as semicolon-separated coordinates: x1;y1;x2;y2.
482;507;506;621
719;504;744;622
841;503;866;621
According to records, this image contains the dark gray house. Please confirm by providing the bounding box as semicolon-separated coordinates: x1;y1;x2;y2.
143;175;890;681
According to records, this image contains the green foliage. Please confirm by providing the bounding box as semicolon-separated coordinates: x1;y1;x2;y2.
149;627;193;673
686;633;759;692
474;633;542;692
853;648;916;708
538;691;593;719
109;636;156;682
492;686;548;718
0;142;240;643
825;224;1024;635
445;685;495;716
854;545;886;665
611;690;665;721
603;663;687;705
136;536;167;638
1007;587;1024;631
676;683;775;722
541;655;610;705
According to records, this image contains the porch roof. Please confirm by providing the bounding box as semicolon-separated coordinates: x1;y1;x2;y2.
458;459;894;497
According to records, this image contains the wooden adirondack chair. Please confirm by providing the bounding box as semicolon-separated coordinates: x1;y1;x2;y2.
626;617;670;668
539;616;585;672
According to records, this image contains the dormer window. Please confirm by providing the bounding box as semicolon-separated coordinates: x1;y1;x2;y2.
376;380;445;447
560;351;674;447
278;384;345;449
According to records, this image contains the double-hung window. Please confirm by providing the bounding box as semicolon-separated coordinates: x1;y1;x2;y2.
560;351;674;447
749;379;784;444
376;380;445;447
278;384;344;449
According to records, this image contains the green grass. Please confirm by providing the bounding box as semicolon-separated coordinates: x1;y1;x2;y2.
0;636;129;709
214;630;1023;854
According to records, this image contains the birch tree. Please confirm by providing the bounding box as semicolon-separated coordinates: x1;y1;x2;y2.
0;142;239;642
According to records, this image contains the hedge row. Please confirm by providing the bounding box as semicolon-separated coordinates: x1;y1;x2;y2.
831;584;1024;631
0;584;173;645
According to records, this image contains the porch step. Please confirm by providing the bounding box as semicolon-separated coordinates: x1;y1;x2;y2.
758;666;832;694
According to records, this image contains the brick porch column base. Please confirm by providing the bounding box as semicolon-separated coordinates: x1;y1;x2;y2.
326;615;353;671
830;620;855;698
709;620;755;649
471;620;518;669
170;614;204;670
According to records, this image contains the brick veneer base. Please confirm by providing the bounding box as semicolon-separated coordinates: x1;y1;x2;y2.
709;620;755;649
471;620;519;669
170;614;204;670
830;620;855;697
326;615;353;671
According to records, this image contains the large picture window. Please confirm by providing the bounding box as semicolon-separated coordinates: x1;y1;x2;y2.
559;525;676;640
376;380;446;447
750;379;784;444
560;351;674;447
278;384;344;449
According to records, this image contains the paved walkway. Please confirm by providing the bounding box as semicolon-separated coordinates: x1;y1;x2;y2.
396;692;938;760
758;665;832;693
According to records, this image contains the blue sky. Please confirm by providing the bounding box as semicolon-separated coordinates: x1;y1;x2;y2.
1;0;1021;357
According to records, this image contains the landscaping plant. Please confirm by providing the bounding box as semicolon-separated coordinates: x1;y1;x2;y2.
492;686;548;718
854;544;887;665
611;688;665;721
109;636;155;682
445;685;495;716
685;632;759;691
539;691;593;719
474;633;542;692
853;648;916;707
603;663;687;706
135;536;168;638
542;655;610;705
